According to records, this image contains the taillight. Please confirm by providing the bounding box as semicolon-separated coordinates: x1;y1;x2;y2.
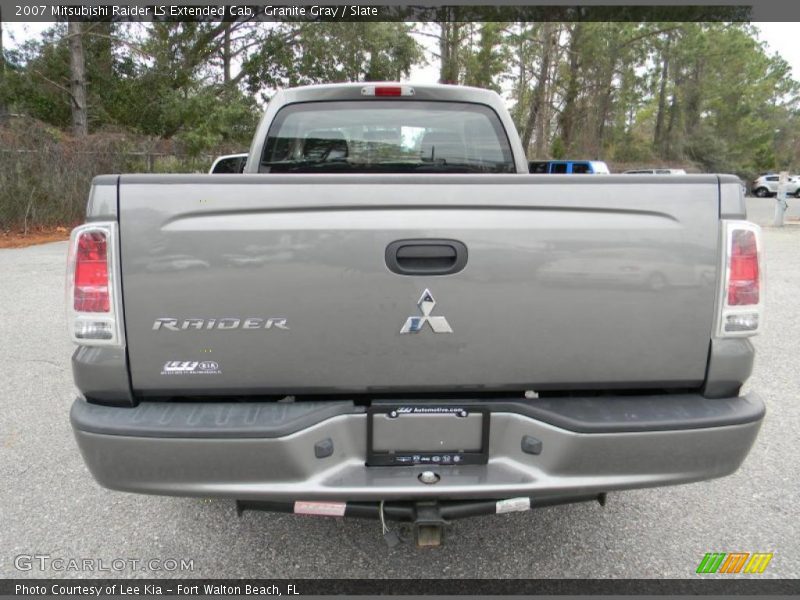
374;86;402;97
74;231;110;312
718;221;763;336
66;223;122;345
361;85;415;97
728;230;759;305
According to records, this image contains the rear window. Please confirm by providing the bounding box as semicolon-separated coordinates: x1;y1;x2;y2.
260;101;515;174
571;163;591;174
551;163;568;174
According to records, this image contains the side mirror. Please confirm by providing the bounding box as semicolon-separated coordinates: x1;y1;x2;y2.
210;154;247;174
528;161;548;174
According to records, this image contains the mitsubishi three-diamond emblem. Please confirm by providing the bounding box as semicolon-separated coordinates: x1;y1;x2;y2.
400;289;453;334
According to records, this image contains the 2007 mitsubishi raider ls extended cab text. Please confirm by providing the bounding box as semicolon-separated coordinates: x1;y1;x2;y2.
67;83;765;546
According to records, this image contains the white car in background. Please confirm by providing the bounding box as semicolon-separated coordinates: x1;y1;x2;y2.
751;174;800;198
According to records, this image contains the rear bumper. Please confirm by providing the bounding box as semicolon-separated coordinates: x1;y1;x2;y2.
71;394;765;501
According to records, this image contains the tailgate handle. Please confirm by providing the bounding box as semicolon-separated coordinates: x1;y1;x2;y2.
386;239;468;276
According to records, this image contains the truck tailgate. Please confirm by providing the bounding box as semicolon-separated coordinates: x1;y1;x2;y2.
118;174;720;396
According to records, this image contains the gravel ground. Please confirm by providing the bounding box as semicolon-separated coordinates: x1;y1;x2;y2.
1;223;798;579
744;195;800;226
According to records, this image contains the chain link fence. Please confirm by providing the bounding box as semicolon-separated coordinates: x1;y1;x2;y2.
0;121;228;231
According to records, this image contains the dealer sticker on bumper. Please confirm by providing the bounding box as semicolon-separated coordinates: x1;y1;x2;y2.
161;361;221;375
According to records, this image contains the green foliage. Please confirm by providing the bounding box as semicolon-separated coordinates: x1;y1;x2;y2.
503;21;800;175
4;25;72;128
646;23;799;175
463;23;509;91
3;22;260;150
172;88;258;155
1;18;799;230
550;136;566;159
241;22;422;93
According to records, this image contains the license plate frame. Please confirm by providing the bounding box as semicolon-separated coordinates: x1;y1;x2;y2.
366;404;490;467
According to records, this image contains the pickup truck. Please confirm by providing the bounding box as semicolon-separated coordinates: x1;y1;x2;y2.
528;159;610;174
68;83;765;547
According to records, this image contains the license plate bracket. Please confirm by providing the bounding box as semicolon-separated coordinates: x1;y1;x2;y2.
366;404;490;466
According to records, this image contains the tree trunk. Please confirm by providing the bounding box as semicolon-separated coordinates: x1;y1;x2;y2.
511;31;528;127
558;23;582;154
684;58;703;132
0;6;7;123
542;71;556;155
222;23;231;84
653;33;672;151
93;20;114;81
537;25;563;157
520;23;554;156
665;82;681;159
595;45;620;157
438;17;463;84
536;48;558;157
663;43;686;160
68;21;88;137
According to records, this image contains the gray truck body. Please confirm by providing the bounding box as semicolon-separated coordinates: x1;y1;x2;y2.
69;84;764;510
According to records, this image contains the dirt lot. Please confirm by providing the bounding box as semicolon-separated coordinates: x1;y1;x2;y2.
0;226;71;249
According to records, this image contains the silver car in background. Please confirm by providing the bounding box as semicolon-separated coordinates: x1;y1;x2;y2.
751;174;800;198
